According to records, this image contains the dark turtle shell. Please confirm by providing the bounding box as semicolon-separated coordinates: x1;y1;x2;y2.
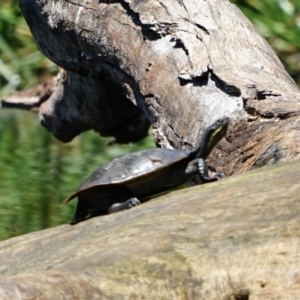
65;116;229;224
65;148;191;203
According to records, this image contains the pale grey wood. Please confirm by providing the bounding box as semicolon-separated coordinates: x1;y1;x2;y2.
15;0;300;173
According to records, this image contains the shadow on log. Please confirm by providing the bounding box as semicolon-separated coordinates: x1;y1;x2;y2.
0;160;300;299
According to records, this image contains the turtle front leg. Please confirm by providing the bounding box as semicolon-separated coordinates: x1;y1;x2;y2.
185;158;225;184
108;197;141;214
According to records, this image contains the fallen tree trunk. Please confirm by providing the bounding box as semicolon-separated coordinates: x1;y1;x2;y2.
0;160;300;299
13;0;300;175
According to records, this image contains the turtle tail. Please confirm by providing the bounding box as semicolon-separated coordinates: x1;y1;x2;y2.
70;198;89;225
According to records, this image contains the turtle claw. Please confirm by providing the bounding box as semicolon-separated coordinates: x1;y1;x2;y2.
127;197;141;208
108;197;140;213
70;219;79;225
187;158;226;185
203;171;226;183
215;171;226;180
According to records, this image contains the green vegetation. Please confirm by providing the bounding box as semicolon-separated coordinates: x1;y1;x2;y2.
0;110;154;239
0;0;58;97
0;0;299;240
232;0;300;86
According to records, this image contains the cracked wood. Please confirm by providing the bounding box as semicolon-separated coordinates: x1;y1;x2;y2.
12;0;300;173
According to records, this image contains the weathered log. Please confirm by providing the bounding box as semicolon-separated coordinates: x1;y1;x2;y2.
15;0;300;174
0;160;300;299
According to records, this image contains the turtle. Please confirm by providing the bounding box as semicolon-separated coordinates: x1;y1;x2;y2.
65;116;229;224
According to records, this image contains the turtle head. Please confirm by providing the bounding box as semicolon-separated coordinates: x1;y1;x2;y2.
194;116;229;159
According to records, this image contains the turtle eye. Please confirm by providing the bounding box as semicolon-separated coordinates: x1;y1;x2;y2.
218;116;227;124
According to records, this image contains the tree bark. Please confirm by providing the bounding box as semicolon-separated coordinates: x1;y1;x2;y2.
0;160;300;299
16;0;300;174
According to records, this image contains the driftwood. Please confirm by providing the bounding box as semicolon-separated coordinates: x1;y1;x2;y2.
14;0;300;174
0;160;300;299
1;76;56;111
